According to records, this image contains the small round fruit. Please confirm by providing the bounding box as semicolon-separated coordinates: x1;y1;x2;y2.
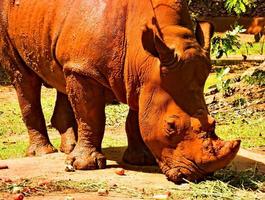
13;193;24;200
115;168;125;175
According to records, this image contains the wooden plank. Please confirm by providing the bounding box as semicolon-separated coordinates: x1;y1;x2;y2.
230;148;265;173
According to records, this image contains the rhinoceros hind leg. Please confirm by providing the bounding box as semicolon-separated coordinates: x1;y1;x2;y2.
0;35;57;156
10;65;56;156
64;71;106;170
51;91;77;154
122;109;156;166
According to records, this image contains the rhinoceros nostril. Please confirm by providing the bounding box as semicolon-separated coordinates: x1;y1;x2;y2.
165;118;176;131
168;121;175;130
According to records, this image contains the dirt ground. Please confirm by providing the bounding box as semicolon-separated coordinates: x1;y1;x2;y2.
0;148;265;200
0;152;174;200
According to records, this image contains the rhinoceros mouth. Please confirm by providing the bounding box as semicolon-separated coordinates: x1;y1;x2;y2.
158;156;207;183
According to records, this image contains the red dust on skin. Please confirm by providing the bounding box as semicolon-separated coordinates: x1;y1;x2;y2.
0;0;240;183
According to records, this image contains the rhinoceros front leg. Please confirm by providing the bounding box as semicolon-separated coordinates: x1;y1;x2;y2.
51;91;77;154
64;72;106;169
12;68;57;156
123;109;156;165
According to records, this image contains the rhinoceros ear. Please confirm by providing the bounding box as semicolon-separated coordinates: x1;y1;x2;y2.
141;25;176;65
195;20;215;53
141;24;160;57
154;35;176;66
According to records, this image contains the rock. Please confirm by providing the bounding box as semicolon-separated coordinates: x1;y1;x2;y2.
65;164;75;172
205;95;217;105
98;189;109;196
152;194;169;199
64;196;75;200
109;182;118;189
12;186;23;194
205;87;218;96
175;183;190;190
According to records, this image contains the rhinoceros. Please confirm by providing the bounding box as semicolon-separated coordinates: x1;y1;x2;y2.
0;0;240;183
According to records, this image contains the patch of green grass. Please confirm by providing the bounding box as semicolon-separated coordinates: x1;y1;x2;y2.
0;138;60;160
0;140;27;160
0;100;26;136
169;169;265;200
216;117;265;148
205;73;218;91
232;42;265;56
49;179;109;193
102;135;127;148
41;89;56;123
210;36;265;59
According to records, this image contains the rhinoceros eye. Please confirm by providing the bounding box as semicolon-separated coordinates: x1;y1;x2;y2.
164;115;188;137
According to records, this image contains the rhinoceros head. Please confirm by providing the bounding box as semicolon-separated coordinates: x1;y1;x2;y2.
138;23;240;183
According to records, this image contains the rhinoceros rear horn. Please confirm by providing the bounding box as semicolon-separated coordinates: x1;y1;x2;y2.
141;25;177;66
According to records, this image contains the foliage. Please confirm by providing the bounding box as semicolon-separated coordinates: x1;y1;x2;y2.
225;0;256;15
232;97;247;107
242;68;265;86
215;67;233;95
211;25;245;59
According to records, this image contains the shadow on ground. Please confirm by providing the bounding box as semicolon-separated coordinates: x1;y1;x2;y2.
103;146;161;173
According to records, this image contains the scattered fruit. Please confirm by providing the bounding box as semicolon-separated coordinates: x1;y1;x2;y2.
22;187;31;194
165;191;171;197
13;193;24;200
2;177;12;183
38;179;50;186
97;188;109;196
115;168;125;175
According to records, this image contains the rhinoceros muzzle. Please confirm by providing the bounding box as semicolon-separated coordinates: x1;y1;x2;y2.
158;135;240;183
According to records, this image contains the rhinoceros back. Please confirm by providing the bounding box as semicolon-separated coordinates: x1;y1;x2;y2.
2;0;76;92
1;0;128;98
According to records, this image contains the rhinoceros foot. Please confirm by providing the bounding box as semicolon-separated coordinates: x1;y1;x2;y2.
59;128;76;154
26;143;57;157
123;146;156;166
66;147;106;170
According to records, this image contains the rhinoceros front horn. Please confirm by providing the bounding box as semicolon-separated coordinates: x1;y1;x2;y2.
141;25;177;67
